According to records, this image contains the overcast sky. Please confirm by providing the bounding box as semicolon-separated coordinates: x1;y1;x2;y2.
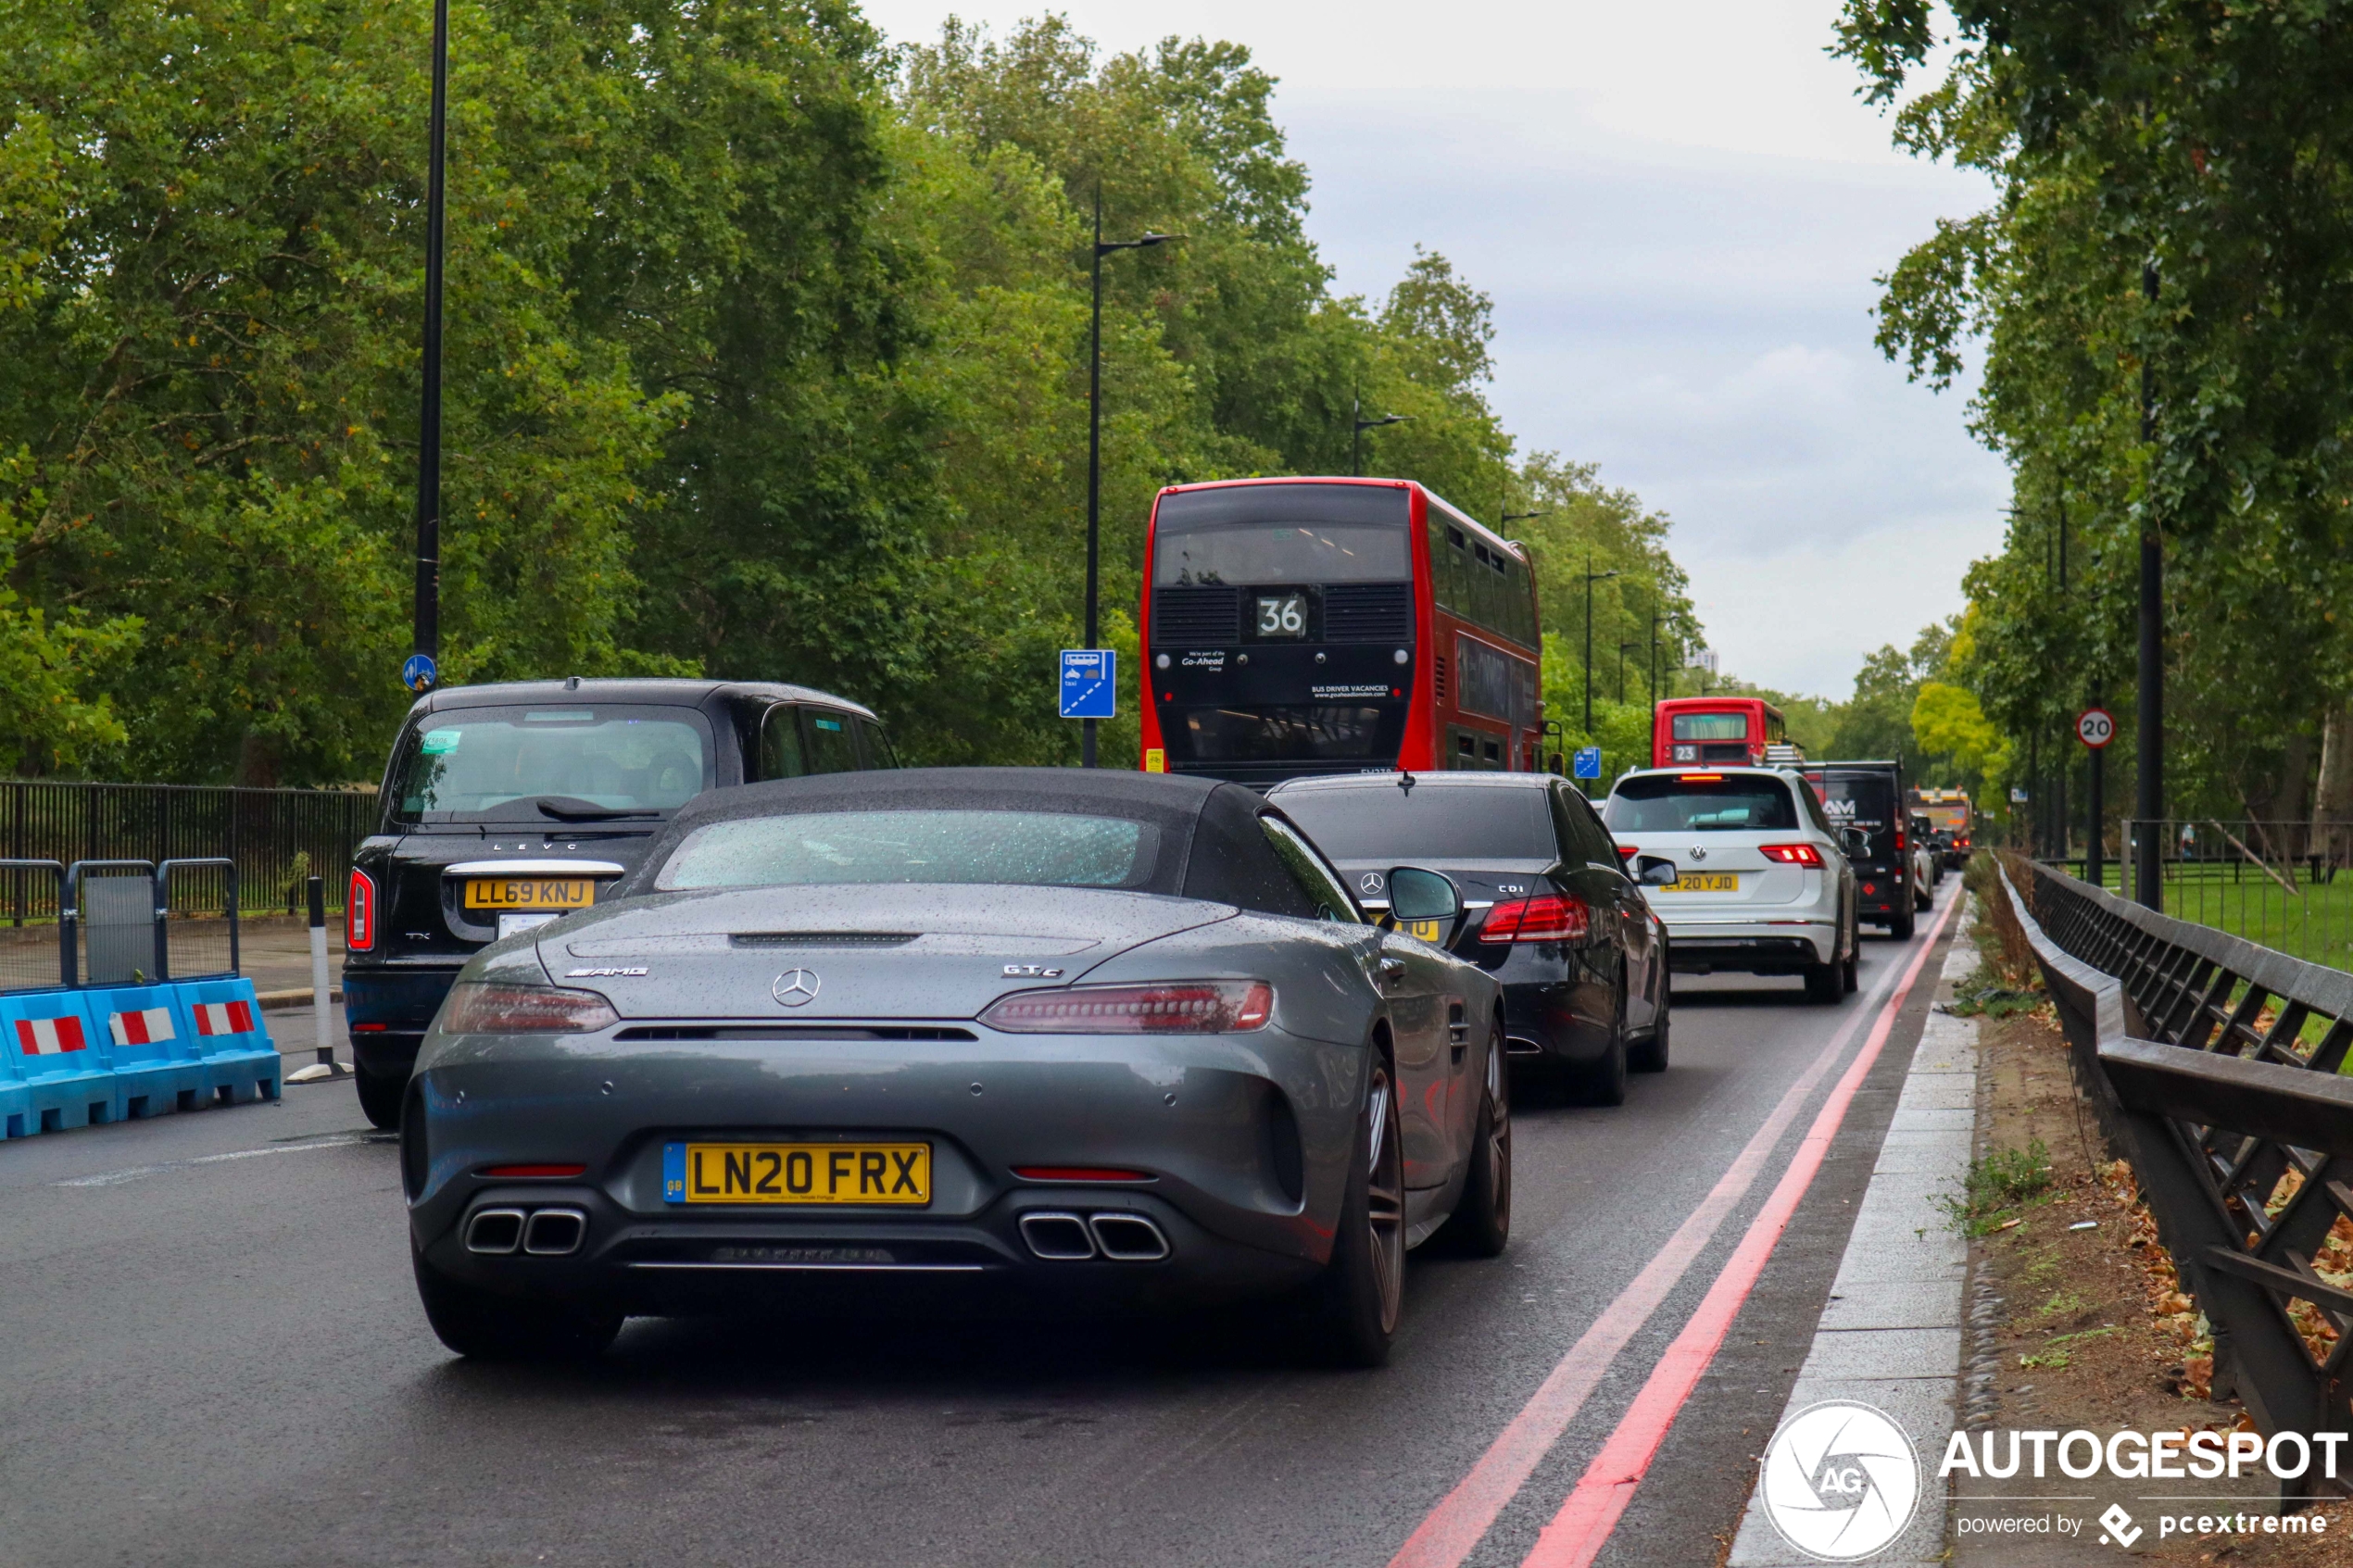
859;0;2007;699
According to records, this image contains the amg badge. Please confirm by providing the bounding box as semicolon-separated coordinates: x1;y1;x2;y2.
566;966;648;978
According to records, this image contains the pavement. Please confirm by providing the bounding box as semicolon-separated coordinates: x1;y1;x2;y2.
0;884;1966;1568
1727;901;1982;1568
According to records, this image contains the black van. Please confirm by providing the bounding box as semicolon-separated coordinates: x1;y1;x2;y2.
1802;759;1913;940
343;678;895;1126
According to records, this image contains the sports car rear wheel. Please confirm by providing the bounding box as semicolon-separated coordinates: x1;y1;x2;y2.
412;1245;623;1361
1438;1020;1511;1257
1307;1055;1405;1367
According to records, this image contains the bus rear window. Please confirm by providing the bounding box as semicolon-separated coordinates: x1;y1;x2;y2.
1670;712;1752;741
1153;484;1411;586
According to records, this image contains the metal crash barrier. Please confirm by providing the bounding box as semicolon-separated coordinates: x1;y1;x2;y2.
2002;856;2353;1510
0;859;275;1137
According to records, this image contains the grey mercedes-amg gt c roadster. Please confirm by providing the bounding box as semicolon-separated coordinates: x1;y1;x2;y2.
403;769;1511;1366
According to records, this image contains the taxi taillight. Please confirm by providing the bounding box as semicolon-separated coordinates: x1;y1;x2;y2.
346;867;376;951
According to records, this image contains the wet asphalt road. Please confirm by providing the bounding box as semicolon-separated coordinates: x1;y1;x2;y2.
0;886;1958;1568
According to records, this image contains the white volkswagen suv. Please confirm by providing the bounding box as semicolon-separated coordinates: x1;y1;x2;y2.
1603;766;1861;1003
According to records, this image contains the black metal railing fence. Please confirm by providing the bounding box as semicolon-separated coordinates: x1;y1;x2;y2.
2003;853;2353;1507
0;781;380;925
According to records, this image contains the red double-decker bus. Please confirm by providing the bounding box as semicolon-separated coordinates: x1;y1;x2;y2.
1650;695;1787;769
1138;478;1541;786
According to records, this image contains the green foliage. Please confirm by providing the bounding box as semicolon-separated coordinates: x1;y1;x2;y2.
1835;0;2353;829
0;6;1703;779
1942;1139;2055;1236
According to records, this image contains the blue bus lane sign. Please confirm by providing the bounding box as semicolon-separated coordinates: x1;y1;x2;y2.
1060;650;1116;721
1572;746;1603;780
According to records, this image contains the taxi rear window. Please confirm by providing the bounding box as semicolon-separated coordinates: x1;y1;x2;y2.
393;706;713;822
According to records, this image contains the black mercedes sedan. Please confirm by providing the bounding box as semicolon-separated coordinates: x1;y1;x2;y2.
1267;771;1676;1103
402;770;1511;1366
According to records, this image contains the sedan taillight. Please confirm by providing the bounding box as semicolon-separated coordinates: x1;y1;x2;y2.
1482;894;1591;943
980;982;1274;1035
1758;843;1825;867
347;867;376;951
439;983;619;1035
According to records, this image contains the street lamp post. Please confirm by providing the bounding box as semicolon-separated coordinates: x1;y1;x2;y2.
1582;555;1618;735
1352;391;1409;477
2133;257;2164;909
1084;191;1176;768
1617;641;1640;704
411;0;450;693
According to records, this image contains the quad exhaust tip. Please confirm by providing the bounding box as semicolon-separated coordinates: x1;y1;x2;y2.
1016;1210;1170;1262
1018;1211;1096;1261
464;1208;526;1255
1088;1213;1170;1261
464;1206;586;1258
523;1208;587;1256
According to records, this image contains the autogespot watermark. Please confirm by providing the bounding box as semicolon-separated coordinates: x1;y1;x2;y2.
1943;1425;2344;1553
1761;1411;2348;1561
1758;1401;1921;1562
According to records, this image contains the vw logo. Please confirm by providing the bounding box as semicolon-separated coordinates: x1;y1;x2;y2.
771;969;821;1008
1359;872;1386;894
1688;847;1708;862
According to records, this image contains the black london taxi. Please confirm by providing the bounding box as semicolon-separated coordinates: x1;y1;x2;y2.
343;678;895;1126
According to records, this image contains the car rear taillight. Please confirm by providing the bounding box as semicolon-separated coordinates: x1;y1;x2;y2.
1894;826;1906;851
346;867;376;952
980;982;1274;1035
1482;894;1591;943
439;983;620;1035
1758;843;1825;867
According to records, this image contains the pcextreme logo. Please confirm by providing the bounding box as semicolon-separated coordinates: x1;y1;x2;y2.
1758;1400;1920;1561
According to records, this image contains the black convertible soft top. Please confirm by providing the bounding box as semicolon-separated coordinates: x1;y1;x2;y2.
617;767;1347;919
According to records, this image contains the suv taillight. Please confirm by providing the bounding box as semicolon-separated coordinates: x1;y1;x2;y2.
1758;843;1825;868
1482;894;1591;943
347;867;376;951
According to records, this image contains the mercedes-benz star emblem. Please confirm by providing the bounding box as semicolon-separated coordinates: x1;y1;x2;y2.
1688;847;1708;862
1359;872;1386;894
772;968;821;1008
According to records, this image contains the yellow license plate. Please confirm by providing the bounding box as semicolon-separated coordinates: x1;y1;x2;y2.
663;1142;932;1206
464;877;595;910
1663;872;1741;893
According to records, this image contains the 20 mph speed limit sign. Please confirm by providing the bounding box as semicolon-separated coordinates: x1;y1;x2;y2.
2076;707;2116;749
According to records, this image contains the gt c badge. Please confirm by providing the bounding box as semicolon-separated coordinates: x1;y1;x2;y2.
1001;965;1064;978
566;967;648;978
772;969;821;1008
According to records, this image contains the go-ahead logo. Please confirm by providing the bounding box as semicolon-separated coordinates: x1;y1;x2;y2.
1758;1400;1920;1561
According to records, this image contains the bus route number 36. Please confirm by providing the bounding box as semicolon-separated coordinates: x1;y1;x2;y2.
1256;594;1307;637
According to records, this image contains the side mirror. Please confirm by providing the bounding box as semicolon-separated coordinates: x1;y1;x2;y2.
1385;865;1462;924
1633;855;1680;887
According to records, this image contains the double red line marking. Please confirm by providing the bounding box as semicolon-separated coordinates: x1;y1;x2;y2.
1390;892;1961;1568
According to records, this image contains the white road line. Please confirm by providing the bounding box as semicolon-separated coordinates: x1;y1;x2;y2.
53;1135;373;1188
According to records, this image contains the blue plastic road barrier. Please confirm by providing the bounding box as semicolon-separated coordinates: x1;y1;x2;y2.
96;984;211;1119
0;991;115;1134
180;977;281;1104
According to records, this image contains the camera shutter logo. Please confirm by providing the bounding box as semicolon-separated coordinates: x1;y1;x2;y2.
1757;1400;1919;1561
772;969;821;1008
